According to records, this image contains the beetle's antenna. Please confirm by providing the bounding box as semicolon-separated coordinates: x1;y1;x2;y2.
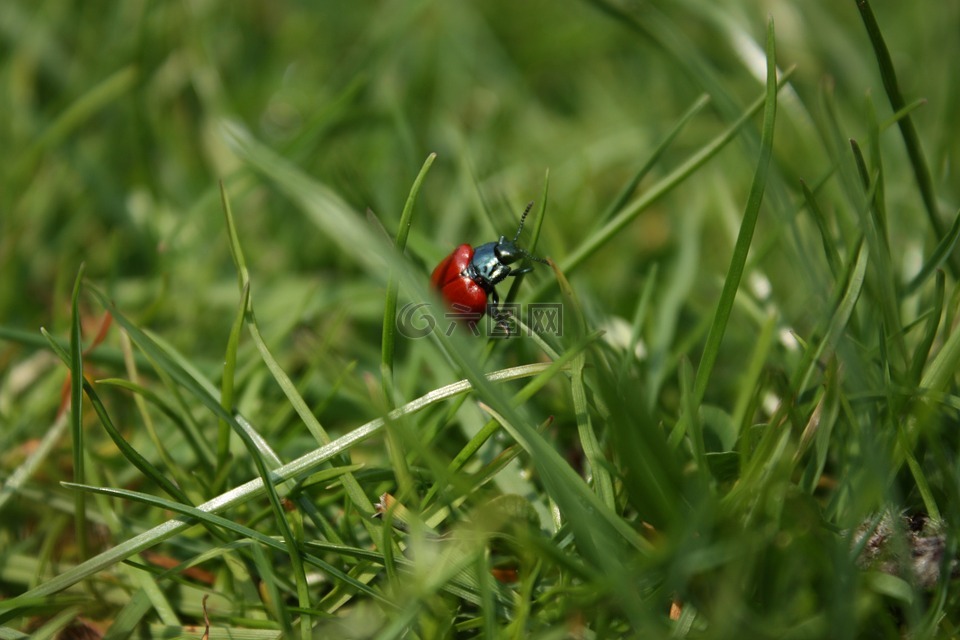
520;249;549;264
513;201;535;242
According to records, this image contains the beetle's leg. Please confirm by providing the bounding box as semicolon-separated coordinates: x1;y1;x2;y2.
487;289;517;336
489;289;500;315
511;266;533;276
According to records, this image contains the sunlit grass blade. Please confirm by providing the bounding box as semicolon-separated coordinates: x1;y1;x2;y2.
596;94;711;226
382;152;436;376
905;208;960;295
0;364;549;606
730;241;868;507
83;289;313;636
908;271;945;386
61;483;389;606
553;255;615;507
219;181;250;478
539;66;795;292
422;344;590;508
693;19;778;403
0;409;68;515
57;370;189;505
919;296;960;395
790;240;869;395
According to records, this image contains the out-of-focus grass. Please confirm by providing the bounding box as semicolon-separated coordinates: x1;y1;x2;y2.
1;1;959;637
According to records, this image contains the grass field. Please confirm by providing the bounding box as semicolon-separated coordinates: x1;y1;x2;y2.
2;1;960;638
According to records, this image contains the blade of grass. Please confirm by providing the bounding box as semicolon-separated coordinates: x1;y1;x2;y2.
115;331;197;493
0;363;551;611
895;423;941;521
68;265;88;563
693;19;778;403
251;543;294;637
9;66;138;196
61;483;389;605
502;172;550;310
219;181;250;479
680;358;710;486
801;179;843;279
595;94;711;226
730;241;868;508
0;410;68;515
382;152;436;376
905;208;960;295
908;271;945;386
83;289;312;637
553;257;615;508
616;263;658;387
855;0;949;271
919;298;960;395
849;138;906;367
422;338;596;508
534;65;795;295
790;240;869;396
39;338;189;505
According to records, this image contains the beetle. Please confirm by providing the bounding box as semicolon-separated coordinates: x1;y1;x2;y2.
431;202;548;324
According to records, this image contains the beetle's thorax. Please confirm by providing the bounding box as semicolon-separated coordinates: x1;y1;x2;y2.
466;239;516;289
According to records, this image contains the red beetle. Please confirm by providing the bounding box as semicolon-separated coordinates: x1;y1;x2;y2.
431;202;547;323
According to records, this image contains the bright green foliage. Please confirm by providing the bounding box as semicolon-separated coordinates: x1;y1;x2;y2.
1;1;959;638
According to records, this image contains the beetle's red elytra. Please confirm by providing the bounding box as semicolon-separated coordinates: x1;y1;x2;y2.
430;202;547;324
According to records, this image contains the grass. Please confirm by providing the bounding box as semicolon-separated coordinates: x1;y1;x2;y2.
1;1;960;637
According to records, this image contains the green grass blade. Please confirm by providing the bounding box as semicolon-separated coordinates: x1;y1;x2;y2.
855;0;947;261
382;152;436;376
693;19;778;403
540;67;794;292
61;483;389;605
219;181;250;477
83;289;313;634
0;406;68;516
920;298;960;394
0;364;547;607
800;179;842;278
790;240;869;395
616;263;658;386
76;376;189;504
554;256;616;508
597;94;710;226
9;66;137;193
905;207;960;295
68;265;88;563
908;271;945;386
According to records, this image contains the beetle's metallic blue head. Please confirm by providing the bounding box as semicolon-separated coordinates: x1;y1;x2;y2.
468;202;547;288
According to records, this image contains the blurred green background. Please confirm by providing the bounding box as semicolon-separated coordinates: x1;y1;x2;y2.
2;0;960;637
4;0;956;340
